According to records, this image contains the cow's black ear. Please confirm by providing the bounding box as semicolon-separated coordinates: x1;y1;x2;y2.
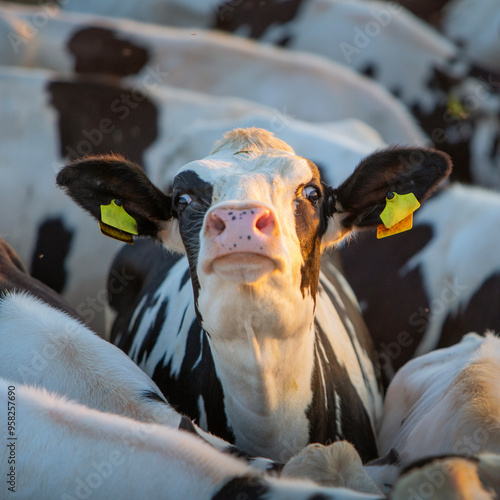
57;155;172;240
333;147;452;230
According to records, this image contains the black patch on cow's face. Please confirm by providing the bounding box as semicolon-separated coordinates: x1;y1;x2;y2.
68;27;149;77
340;224;433;370
172;170;213;314
294;160;330;301
306;324;379;463
30;217;73;295
47;80;158;165
438;272;500;349
212;475;268;500
0;239;80;320
214;0;303;39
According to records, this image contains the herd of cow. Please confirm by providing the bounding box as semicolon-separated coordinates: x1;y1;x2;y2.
1;0;500;498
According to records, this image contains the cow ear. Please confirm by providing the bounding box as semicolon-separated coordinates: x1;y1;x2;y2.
321;147;452;247
57;155;174;244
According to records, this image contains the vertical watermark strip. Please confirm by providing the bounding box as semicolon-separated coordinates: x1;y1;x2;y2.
6;385;16;494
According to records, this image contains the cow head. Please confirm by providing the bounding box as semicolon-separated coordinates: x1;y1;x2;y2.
57;128;451;339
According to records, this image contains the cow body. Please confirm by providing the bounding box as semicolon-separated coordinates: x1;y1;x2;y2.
58;128;451;461
0;241;387;494
378;333;500;466
0;378;386;499
0;2;426;146
340;183;500;370
107;239;381;461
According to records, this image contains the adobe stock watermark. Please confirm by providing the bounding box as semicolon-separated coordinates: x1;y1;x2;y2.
269;106;293;133
340;2;402;64
60;451;125;500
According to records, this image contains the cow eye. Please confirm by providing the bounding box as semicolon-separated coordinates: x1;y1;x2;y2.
302;185;320;206
177;193;192;207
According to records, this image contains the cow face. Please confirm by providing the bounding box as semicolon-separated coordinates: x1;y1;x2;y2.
57;128;451;338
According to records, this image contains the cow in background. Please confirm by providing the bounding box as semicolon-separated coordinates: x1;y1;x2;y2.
341;183;500;370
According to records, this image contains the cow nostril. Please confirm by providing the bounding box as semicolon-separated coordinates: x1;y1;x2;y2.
208;213;226;236
255;211;274;232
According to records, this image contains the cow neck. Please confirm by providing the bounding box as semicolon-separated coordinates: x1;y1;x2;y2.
206;312;317;461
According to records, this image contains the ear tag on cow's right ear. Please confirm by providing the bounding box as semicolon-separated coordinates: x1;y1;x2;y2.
377;192;420;239
99;200;138;245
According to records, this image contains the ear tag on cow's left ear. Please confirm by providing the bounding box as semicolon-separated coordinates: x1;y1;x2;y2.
377;192;420;239
99;200;138;244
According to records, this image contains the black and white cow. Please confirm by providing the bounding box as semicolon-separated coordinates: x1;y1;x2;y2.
53;0;500;189
57;128;451;462
0;2;426;146
340;182;500;370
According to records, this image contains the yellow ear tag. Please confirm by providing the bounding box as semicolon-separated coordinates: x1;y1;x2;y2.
99;200;138;244
447;95;469;120
377;192;420;239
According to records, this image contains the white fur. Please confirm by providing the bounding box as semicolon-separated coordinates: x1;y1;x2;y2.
0;378;385;499
378;333;500;466
0;291;181;427
282;441;382;494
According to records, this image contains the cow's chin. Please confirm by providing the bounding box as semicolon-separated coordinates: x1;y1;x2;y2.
210;253;278;284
